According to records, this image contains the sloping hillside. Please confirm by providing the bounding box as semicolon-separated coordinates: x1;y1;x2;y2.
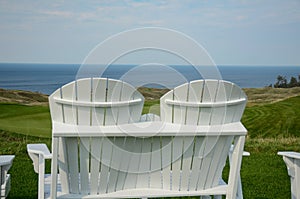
0;88;48;105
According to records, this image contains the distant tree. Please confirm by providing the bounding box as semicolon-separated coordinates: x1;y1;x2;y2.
289;76;298;88
274;75;287;88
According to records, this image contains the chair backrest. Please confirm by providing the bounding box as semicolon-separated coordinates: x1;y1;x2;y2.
49;78;247;198
49;78;144;126
160;79;247;125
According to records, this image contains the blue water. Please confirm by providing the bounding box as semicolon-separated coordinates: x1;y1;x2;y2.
0;63;300;95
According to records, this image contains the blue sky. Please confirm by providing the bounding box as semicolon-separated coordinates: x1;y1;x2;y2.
0;0;300;66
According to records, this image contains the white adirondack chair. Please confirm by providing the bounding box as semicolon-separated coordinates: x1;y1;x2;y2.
27;78;248;199
28;77;145;199
160;79;248;199
278;151;300;199
0;155;15;199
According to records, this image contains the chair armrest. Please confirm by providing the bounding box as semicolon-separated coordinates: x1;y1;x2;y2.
0;155;15;185
278;151;300;159
0;155;15;167
27;144;52;173
140;113;161;122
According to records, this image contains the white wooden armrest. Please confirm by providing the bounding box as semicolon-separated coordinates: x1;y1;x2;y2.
27;144;52;173
278;151;300;199
278;151;300;159
27;144;52;199
0;155;14;198
0;155;15;168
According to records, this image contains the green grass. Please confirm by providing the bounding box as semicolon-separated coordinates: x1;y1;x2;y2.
1;95;300;198
0;103;51;137
242;96;300;138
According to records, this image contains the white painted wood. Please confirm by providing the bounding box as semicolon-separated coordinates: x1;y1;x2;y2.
136;138;151;188
91;78;107;126
76;79;92;126
105;80;123;125
57;138;69;194
160;90;173;123
50;137;59;199
196;136;218;190
278;151;300;199
98;137;112;194
226;136;245;199
79;138;90;194
52;121;247;137
60;81;77;125
90;138;102;194
173;83;189;124
199;80;219;125
150;137;162;189
171;137;184;191
180;137;194;191
186;81;204;125
161;137;172;190
0;155;14;199
27;144;52;199
205;136;233;188
107;137;124;193
29;78;248;199
66;138;79;194
188;136;205;191
123;137;142;189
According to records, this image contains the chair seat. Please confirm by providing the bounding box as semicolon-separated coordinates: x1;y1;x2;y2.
44;173;227;199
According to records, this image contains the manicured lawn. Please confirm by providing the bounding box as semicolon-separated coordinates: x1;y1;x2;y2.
0;103;51;137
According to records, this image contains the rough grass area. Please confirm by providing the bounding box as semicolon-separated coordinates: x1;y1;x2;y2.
0;88;48;105
244;87;300;106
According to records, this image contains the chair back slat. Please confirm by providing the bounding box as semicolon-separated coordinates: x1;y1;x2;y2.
171;137;184;191
180;136;195;190
136;138;152;188
161;137;172;190
90;137;102;194
186;81;204;125
115;137;136;191
150;137;162;189
66;138;79;194
79;138;90;194
92;78;107;126
61;82;77;125
188;136;205;190
77;79;92;126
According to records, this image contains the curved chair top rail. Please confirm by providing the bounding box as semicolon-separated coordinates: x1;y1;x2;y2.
49;78;144;125
160;79;247;125
53;97;142;107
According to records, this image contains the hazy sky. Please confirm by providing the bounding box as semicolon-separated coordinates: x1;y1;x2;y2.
0;0;300;66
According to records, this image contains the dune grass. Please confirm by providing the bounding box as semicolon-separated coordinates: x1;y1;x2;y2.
1;91;300;198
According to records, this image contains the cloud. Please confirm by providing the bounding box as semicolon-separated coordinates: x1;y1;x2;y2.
40;10;73;18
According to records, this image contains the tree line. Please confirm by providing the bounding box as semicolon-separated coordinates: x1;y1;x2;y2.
272;75;300;88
